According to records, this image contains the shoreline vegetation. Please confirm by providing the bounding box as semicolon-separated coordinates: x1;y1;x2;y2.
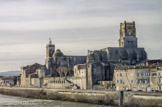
0;87;162;107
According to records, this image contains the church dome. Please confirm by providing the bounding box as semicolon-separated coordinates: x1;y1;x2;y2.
53;49;64;57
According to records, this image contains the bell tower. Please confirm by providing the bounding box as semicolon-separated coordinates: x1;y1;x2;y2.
119;21;137;48
45;38;55;69
46;38;55;58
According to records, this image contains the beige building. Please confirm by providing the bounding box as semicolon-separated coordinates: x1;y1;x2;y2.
0;78;14;87
114;66;158;92
0;78;3;86
156;64;162;91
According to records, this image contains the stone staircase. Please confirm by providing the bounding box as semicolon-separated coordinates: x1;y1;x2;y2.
65;80;79;89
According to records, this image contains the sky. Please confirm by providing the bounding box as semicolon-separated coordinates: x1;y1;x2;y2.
0;0;162;72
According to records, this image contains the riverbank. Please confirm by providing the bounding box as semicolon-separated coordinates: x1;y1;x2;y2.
0;87;162;106
0;87;120;106
0;94;110;107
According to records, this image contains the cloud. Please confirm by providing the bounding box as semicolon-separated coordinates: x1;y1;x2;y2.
0;0;161;72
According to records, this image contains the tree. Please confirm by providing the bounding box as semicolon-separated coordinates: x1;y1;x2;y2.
57;66;72;79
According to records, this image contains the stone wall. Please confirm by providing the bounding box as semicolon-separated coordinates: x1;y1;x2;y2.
20;78;30;87
123;91;162;106
43;77;71;89
30;78;42;88
1;87;162;106
0;87;120;106
20;76;87;89
107;47;147;65
87;62;108;89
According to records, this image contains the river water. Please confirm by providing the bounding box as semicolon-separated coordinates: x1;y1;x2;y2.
0;94;113;107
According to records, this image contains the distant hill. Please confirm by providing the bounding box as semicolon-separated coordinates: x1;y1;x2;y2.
0;71;21;77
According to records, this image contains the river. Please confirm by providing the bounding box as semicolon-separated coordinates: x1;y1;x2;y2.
0;94;113;107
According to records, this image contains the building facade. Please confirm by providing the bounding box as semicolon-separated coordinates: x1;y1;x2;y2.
114;66;155;91
19;21;149;90
114;61;162;92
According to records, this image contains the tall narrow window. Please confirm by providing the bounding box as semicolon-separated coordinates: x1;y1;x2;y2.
136;73;140;77
131;73;133;77
120;80;122;83
120;73;122;77
131;80;134;84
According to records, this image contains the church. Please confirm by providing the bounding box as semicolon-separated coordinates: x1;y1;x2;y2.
19;21;147;89
87;21;147;65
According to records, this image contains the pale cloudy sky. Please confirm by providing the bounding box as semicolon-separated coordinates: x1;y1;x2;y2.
0;0;162;72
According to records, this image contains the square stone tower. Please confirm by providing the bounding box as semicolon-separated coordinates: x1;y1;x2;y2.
119;21;137;48
45;38;55;70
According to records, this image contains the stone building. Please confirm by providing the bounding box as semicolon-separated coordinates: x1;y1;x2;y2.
0;78;3;86
20;39;86;88
157;64;162;90
85;21;147;89
0;77;15;87
114;66;155;91
87;21;147;65
113;62;162;92
20;21;148;90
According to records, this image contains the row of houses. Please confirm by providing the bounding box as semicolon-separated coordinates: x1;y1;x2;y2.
0;76;16;87
113;60;162;92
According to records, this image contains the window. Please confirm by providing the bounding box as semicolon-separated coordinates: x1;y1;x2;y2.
137;79;141;84
126;73;128;77
117;80;119;83
120;80;122;83
150;73;152;76
147;79;150;83
144;73;150;76
128;32;131;35
158;73;161;76
131;73;133;77
136;73;140;77
144;73;146;76
131;80;134;84
120;73;122;77
117;74;118;77
160;79;162;83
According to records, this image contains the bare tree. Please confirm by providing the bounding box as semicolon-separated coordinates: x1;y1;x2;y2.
57;66;72;79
